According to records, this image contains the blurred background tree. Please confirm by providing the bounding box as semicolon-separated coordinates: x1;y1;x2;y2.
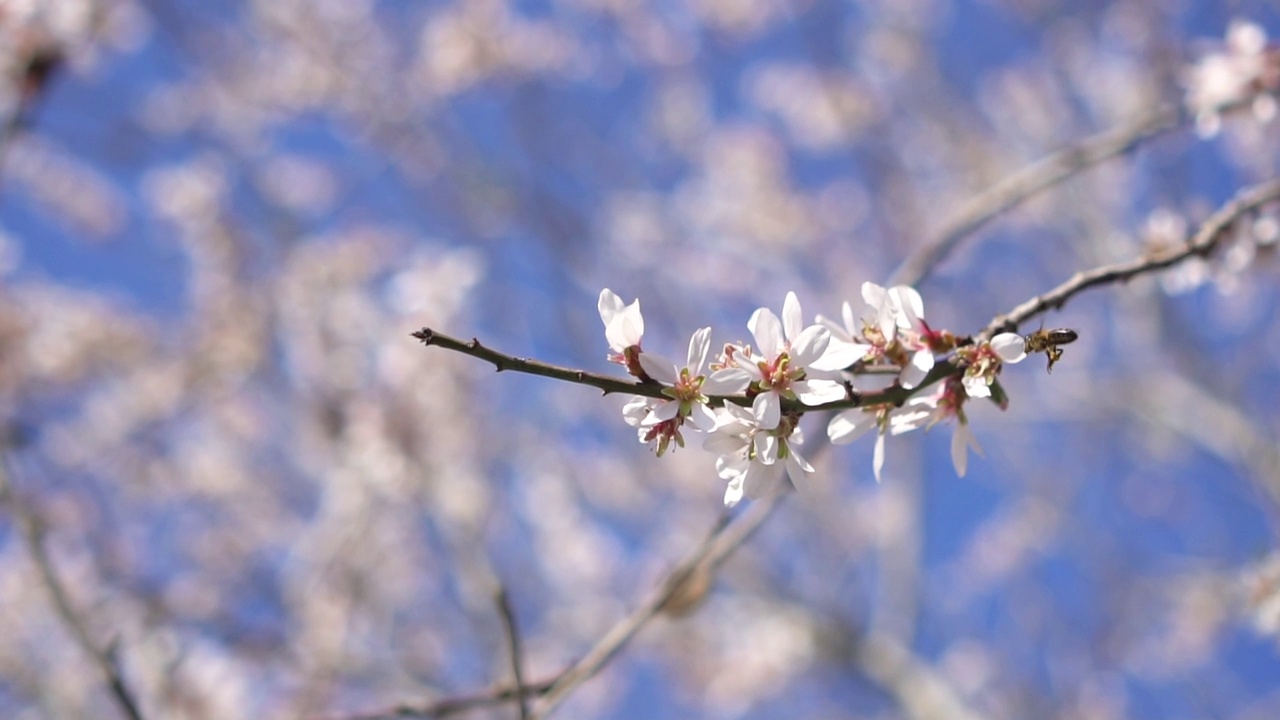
2;1;1280;719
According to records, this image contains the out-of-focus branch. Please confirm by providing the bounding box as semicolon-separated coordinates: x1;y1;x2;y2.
853;632;989;720
495;588;531;720
0;460;147;720
528;492;781;719
891;105;1182;286
320;679;558;720
979;177;1280;340
1122;369;1280;512
329;492;782;720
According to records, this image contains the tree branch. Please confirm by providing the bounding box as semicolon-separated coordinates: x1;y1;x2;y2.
316;679;558;720
326;494;781;720
853;632;990;720
411;328;953;413
891;105;1182;286
528;493;781;719
411;328;666;398
0;459;147;720
495;588;531;720
416;178;1280;430
978;177;1280;340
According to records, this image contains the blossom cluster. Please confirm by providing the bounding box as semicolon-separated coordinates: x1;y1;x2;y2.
1184;20;1280;137
599;286;1029;506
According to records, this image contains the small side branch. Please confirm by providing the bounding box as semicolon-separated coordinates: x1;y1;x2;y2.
853;632;990;720
528;494;780;719
0;461;147;720
979;177;1280;339
329;496;780;720
316;678;558;720
495;588;531;720
412;329;660;399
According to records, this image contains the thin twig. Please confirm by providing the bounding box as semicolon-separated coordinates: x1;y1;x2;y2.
528;495;780;719
890;105;1182;286
852;631;989;720
0;460;147;720
1121;369;1280;514
323;499;771;720
978;177;1280;340
495;588;531;720
411;328;669;398
315;678;557;720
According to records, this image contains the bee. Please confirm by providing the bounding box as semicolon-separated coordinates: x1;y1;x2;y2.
1023;327;1078;374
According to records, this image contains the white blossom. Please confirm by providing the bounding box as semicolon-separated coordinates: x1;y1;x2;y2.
827;402;929;483
704;403;813;506
599;288;645;368
813;282;937;388
733;292;845;429
624;327;751;455
1185;20;1277;137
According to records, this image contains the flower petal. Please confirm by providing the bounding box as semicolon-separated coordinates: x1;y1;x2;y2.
687;327;712;374
721;402;756;424
861;281;887;309
704;430;746;456
890;285;925;330
899;350;934;389
622;395;653;427
742;461;781;500
782;292;804;344
638;353;678;385
875;297;897;341
809;338;870;371
991;333;1027;363
689;402;718;431
950;425;969;477
723;473;745;507
816;313;847;339
841;301;856;335
598;289;624;325
737;360;766;382
827;409;876;444
621;301;644;343
889;406;932;435
790;325;831;367
784;451;814;494
753;391;781;430
704;368;751;395
651;400;680;423
873;432;886;483
795;379;846;405
951;422;986;478
962;374;991;399
748;308;783;360
755;433;778;464
605;296;645;350
716;454;745;480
